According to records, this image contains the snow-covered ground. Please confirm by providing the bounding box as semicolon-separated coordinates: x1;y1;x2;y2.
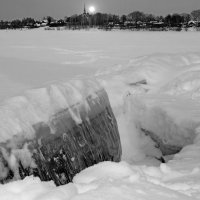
0;29;200;100
1;29;200;199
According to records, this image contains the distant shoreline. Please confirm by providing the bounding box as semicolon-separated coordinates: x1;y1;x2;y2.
1;26;200;32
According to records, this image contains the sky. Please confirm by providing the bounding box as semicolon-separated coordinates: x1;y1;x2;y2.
0;0;200;20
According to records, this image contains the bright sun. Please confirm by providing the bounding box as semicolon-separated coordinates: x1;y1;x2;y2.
89;6;95;13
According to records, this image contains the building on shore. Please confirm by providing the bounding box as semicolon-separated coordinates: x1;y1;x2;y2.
81;4;89;27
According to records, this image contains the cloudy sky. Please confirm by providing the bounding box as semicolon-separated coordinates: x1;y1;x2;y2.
0;0;200;20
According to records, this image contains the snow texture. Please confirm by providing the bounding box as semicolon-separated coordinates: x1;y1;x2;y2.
1;29;200;199
0;78;121;184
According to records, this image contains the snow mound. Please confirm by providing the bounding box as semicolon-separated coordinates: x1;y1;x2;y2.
0;176;77;200
97;52;200;162
73;161;133;184
1;161;197;200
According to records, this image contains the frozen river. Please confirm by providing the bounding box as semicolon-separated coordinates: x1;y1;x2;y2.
0;29;200;100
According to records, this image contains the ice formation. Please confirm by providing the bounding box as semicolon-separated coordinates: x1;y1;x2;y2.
0;79;121;185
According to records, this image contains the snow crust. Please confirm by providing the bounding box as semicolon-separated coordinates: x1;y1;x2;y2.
1;30;200;199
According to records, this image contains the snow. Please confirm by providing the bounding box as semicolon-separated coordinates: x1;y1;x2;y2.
1;29;200;199
0;29;200;100
0;161;198;200
97;52;200;160
0;79;102;143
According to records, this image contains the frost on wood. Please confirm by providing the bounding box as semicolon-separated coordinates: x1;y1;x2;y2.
0;79;122;185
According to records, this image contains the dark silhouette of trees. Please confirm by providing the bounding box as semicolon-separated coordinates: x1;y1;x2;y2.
191;10;200;21
164;15;172;27
70;14;80;25
120;15;127;23
155;16;164;22
181;13;191;23
171;14;183;26
145;14;156;22
0;21;9;29
128;11;145;22
164;14;183;27
1;8;200;30
22;18;36;27
11;19;22;29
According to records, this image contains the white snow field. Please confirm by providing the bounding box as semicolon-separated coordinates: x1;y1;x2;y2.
1;29;200;199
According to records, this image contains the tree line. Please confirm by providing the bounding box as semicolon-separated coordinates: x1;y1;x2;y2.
1;9;200;29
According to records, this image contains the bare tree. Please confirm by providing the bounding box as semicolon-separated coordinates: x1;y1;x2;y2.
191;10;200;21
128;11;145;23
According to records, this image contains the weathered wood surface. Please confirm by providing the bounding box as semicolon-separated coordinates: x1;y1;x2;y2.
0;88;122;185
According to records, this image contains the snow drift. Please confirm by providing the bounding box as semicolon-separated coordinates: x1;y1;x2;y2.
97;52;200;162
0;79;121;185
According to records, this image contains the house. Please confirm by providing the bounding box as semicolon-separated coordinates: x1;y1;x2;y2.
188;20;200;27
41;19;48;27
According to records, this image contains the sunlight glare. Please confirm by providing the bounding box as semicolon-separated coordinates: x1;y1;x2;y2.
89;6;96;14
